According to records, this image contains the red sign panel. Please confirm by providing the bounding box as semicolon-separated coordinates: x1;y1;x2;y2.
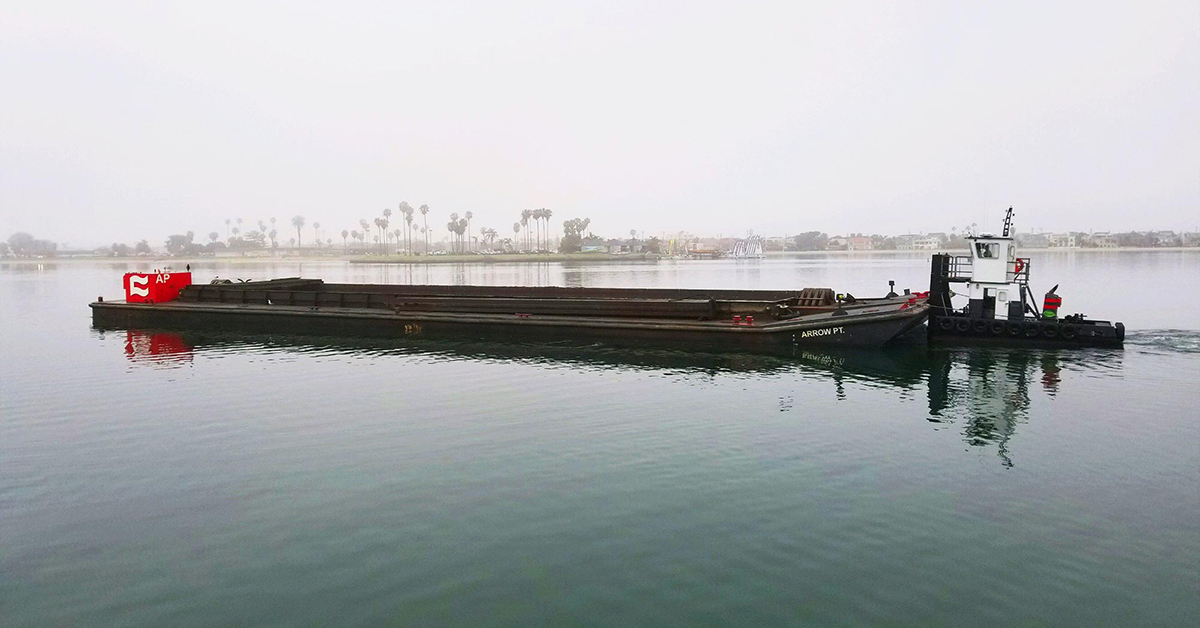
124;272;192;303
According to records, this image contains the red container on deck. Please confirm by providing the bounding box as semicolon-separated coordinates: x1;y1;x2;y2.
124;272;192;303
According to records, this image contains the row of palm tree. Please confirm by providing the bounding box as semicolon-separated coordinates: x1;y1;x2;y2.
518;208;554;251
215;205;555;255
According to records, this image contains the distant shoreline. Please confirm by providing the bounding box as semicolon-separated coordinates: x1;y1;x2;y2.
2;246;1197;266
767;246;1200;255
348;252;654;264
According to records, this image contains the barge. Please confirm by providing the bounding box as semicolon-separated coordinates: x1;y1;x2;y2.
91;277;929;350
927;208;1124;347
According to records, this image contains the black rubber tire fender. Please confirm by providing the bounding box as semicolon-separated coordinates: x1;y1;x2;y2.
972;320;988;334
1060;324;1077;340
937;317;955;331
955;318;971;333
1007;321;1023;336
1024;323;1041;338
1043;325;1059;339
990;321;1006;335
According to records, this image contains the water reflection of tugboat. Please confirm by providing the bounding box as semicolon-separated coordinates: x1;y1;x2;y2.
926;348;1121;466
928;207;1124;346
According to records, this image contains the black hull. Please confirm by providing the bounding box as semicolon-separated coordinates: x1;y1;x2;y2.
928;314;1123;347
90;300;929;353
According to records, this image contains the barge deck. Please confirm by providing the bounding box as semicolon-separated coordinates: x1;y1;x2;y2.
91;278;930;350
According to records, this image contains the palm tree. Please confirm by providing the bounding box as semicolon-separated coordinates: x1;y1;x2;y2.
521;210;531;251
464;211;474;252
513;222;521;252
374;217;388;253
292;215;305;247
289;237;296;247
341;229;349;252
543;209;553;252
269;229;277;248
236;217;243;231
402;202;417;254
419;204;429;253
449;213;460;252
359;219;370;243
530;209;543;251
208;231;219;243
225;218;231;238
404;212;414;255
313;222;321;247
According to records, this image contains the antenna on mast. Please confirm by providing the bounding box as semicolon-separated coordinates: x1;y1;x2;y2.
1002;206;1015;237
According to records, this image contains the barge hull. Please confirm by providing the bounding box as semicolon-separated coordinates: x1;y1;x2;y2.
90;301;929;351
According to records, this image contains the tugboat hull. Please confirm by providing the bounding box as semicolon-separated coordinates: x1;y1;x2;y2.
927;314;1124;347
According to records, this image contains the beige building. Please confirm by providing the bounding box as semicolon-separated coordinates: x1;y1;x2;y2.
1048;233;1077;248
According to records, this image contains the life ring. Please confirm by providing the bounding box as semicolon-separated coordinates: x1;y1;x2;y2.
937;317;955;331
1014;259;1025;274
990;321;1006;335
955;318;971;333
1024;323;1041;338
1061;324;1077;340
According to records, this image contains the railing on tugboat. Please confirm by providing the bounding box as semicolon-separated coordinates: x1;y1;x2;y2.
935;256;1030;284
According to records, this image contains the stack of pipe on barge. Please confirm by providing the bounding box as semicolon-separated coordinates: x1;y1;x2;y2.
91;275;931;349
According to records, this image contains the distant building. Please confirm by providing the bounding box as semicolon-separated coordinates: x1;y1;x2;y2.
826;236;849;250
580;236;606;253
847;236;872;251
1047;233;1077;248
1089;232;1119;248
1019;233;1049;248
1150;231;1180;247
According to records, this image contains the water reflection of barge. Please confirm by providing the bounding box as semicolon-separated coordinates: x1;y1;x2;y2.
92;280;930;350
116;329;1118;467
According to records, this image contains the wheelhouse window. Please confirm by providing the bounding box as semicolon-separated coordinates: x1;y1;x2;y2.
974;242;999;259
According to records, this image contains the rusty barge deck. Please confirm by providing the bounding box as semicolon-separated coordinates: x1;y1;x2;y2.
90;278;930;350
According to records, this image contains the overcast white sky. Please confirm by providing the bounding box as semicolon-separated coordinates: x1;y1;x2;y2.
1;1;1197;248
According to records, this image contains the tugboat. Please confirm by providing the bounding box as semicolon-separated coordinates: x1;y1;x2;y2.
927;207;1124;346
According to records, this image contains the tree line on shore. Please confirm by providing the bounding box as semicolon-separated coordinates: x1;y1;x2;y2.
6;220;1194;259
150;205;573;257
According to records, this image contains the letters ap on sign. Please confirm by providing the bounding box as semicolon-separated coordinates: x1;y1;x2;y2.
123;272;191;303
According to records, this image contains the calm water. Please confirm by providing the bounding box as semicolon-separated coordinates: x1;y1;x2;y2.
2;252;1198;627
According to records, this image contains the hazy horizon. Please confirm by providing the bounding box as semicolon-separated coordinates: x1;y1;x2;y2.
2;1;1197;248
